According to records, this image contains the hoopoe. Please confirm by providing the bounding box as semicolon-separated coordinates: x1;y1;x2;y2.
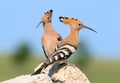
36;10;62;58
31;17;97;75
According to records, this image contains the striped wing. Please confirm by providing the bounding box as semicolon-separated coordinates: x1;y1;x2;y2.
31;44;77;75
48;44;77;64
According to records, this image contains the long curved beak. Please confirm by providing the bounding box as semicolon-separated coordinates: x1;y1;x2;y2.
36;20;43;28
83;25;97;33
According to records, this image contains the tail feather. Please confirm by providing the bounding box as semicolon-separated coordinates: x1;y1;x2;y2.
31;63;48;75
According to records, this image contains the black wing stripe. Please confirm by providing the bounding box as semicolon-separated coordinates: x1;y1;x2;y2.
49;47;73;63
42;46;48;58
58;44;76;53
59;44;77;50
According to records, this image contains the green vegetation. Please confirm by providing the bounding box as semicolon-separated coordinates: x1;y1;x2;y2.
86;61;120;83
12;43;31;64
0;56;120;83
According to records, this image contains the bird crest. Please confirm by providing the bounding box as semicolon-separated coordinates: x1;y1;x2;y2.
42;9;53;19
59;17;83;25
59;16;97;33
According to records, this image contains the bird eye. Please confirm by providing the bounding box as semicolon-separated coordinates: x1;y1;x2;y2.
79;24;81;26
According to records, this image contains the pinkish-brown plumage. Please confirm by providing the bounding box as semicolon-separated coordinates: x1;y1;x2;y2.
58;17;97;48
32;16;96;75
36;10;62;58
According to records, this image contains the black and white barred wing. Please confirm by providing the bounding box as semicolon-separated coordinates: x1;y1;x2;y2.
31;44;77;75
49;44;77;63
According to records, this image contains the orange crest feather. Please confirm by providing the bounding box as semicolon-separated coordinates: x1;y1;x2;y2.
59;17;81;24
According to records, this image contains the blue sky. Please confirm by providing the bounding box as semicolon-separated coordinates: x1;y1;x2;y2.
0;0;120;59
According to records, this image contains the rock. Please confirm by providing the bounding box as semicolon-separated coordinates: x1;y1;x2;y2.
1;74;53;83
1;62;90;83
34;62;90;83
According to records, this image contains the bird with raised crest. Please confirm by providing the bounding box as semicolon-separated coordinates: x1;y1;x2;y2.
36;10;62;59
32;16;97;75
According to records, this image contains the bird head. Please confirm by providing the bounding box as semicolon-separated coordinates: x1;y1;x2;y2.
36;9;53;28
59;16;97;33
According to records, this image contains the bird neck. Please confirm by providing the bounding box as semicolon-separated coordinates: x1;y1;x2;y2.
69;26;79;38
66;27;79;46
43;22;55;32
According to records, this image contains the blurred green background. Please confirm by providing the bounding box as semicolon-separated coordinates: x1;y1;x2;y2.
0;42;120;83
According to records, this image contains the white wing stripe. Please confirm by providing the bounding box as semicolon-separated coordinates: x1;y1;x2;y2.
60;53;64;58
59;45;76;53
55;56;58;60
